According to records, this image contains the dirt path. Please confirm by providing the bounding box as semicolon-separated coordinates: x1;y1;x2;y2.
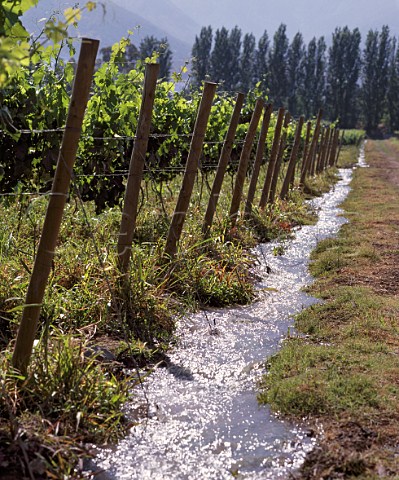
334;140;399;297
296;139;399;479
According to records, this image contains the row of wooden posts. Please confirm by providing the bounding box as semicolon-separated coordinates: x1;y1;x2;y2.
11;38;342;373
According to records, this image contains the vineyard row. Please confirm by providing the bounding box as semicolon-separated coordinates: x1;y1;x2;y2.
7;38;342;373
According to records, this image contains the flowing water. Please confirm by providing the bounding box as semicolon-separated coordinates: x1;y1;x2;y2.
91;148;365;480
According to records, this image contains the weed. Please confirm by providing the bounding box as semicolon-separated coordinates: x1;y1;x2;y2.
0;330;130;477
309;247;346;276
272;245;285;256
338;145;362;167
303;168;340;197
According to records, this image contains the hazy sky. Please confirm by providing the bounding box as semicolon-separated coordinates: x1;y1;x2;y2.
168;0;399;41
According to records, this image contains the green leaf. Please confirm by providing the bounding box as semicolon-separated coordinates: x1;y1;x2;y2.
86;1;96;12
64;7;81;25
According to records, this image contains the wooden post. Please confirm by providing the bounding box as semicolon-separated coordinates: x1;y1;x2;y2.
259;107;285;208
310;141;317;175
309;139;318;176
12;38;99;374
288;116;305;189
268;112;291;204
117;63;160;272
335;130;345;165
300;121;312;180
328;129;339;166
280;115;304;200
321;127;332;172
245;103;273;216
164;82;217;258
315;127;326;174
202;92;245;236
303;109;323;181
229;98;264;225
323;127;332;171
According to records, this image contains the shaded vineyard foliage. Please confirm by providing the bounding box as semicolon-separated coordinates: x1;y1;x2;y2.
0;38;308;212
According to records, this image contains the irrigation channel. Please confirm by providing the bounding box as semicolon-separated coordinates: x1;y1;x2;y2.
90;147;365;480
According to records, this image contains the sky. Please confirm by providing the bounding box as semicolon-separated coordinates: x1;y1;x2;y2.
166;0;399;41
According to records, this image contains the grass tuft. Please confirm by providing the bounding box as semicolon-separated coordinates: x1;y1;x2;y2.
0;331;130;478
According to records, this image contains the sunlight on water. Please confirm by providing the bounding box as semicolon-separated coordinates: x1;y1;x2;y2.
89;152;366;480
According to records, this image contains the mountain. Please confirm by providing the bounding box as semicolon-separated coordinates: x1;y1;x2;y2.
22;0;194;67
111;0;200;46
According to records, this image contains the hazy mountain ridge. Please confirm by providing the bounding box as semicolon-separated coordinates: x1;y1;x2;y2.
111;0;200;45
22;0;194;67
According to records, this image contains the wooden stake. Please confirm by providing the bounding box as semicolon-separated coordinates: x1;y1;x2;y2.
335;130;345;165
245;103;273;216
300;121;312;181
280;115;304;200
259;107;285;208
309;140;317;176
321;127;332;172
268;112;291;204
302;109;323;181
164;82;217;258
229;98;264;225
202;92;245;236
315;127;326;174
12;38;99;374
117;63;160;272
328;129;339;166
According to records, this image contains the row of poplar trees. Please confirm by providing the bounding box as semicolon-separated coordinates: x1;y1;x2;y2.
191;24;399;134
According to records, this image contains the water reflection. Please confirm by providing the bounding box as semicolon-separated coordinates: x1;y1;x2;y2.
92;156;363;479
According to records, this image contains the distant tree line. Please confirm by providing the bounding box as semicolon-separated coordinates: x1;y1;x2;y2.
98;35;173;80
191;24;399;134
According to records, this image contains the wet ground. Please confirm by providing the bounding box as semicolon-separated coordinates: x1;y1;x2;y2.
90;163;358;480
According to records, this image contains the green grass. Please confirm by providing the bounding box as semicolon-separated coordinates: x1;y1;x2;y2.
341;129;366;146
259;283;398;416
0;151;344;476
0;332;131;478
259;139;399;477
260;339;382;416
303;167;341;197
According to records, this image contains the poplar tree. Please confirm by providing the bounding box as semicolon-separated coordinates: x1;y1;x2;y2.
210;27;231;88
240;33;256;92
255;30;270;94
298;37;326;118
268;23;289;107
191;26;213;86
326;27;361;128
300;37;317;118
387;38;399;131
314;37;327;113
287;32;304;116
362;26;392;134
228;26;242;90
